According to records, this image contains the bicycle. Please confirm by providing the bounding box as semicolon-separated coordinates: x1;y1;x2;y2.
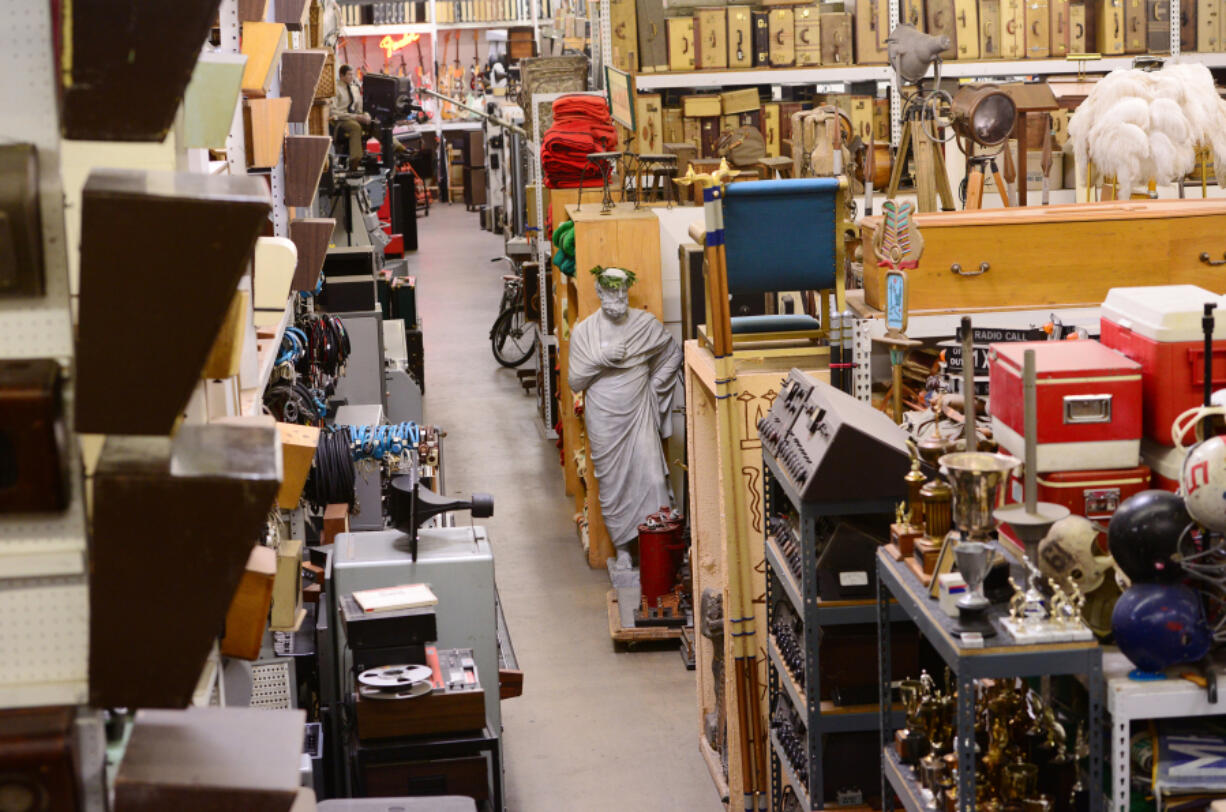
489;257;539;368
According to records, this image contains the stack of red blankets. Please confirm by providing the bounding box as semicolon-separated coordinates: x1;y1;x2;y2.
541;95;618;189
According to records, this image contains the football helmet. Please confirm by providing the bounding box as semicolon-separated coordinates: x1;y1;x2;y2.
1107;490;1190;583
1038;515;1113;594
1181;433;1226;534
1111;582;1212;673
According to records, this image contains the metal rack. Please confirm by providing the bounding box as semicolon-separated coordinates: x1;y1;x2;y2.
762;452;910;810
875;548;1105;812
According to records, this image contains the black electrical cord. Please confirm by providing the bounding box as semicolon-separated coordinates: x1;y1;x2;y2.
305;427;355;511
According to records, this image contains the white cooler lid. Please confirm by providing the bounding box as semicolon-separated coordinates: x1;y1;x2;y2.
1102;284;1226;342
1141;437;1184;479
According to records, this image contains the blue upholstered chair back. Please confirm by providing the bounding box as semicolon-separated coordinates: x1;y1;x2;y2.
722;177;839;295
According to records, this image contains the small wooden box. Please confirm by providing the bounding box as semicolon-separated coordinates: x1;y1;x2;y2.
820;11;853;62
914;537;943;574
323;503;349;544
695;7;729;68
276;422;320;510
270;538;305;631
794;5;822;65
668;17;696;70
769;7;796;65
220;544;277;660
727;5;754;66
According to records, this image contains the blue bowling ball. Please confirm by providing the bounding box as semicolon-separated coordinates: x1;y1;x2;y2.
1111;582;1212;674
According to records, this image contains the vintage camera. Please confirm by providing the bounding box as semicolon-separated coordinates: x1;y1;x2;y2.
362;73;421;126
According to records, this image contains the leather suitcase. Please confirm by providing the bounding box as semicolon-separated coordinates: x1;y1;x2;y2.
668;17;696;71
753;9;771;64
1099;0;1126;53
683;117;702;155
778;100;804;147
1124;0;1145;50
610;0;638;71
636;0;669;71
1148;0;1171;51
1069;1;1088;48
700;116;720;158
849;96;874;142
980;0;1003;55
728;5;754;67
663;106;684;144
903;0;926;27
1050;0;1071;53
794;5;823;65
873;98;890;141
695;7;729;68
770;7;796;65
636;93;664;154
855;0;891;62
1001;0;1027;55
1218;0;1226;49
954;0;981;56
821;11;854;62
926;0;959;55
761;102;782;156
1199;0;1219;51
999;465;1151;553
1180;0;1196;49
1026;0;1051;55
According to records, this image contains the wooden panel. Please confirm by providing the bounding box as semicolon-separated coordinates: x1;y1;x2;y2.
280;49;327;125
635;93;664;154
269;539;304;630
184;53;248;150
1100;0;1126;52
220;545;277;660
244;97;292;170
769;7;796;65
75;170;269;435
283;134;330;206
1026;0;1051;55
794;5;823;65
1050;0;1071;54
855;0;890;62
274;0;311;28
61;0;219;140
1123;0;1146;49
728;5;754;67
668;17;697;70
289;218;335;292
241;21;287;97
695;8;729;68
239;0;269;22
253;237;297;327
277;423;320;510
202;291;249;379
610;0;639;71
981;0;1003;55
821;12;854;62
637;0;669;71
926;0;959;55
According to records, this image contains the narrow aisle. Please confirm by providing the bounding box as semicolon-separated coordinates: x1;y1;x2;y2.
411;204;721;811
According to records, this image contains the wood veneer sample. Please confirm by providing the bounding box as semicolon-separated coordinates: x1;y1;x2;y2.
90;424;282;709
283;134;330;206
253;236;298;326
275;0;312;28
241;21;287;97
183;52;248;150
288;218;334;291
75;169;269;435
239;0;269;21
244;97;293;169
115;707;303;810
280;50;328;124
201;290;249;379
61;0;220;140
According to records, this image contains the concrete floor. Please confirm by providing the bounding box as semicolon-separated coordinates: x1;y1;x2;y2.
411;203;722;812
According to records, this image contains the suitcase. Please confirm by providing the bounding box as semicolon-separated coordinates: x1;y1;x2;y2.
1181;0;1196;49
794;5;823;65
1099;0;1126;52
635;93;664;154
609;0;638;71
903;0;926;27
761;102;781;156
873;97;890;141
1100;285;1226;447
667;17;696;71
636;0;669;71
856;0;891;62
770;7;797;65
700;116;720;158
926;0;959;55
989;340;1143;472
1001;0;1027;55
849;95;874;142
1026;0;1051;55
1050;0;1071;53
999;465;1151;553
981;0;1003;54
1124;0;1146;50
1070;1;1088;47
955;0;981;56
1218;0;1226;49
663;106;684;144
821;11;854;62
1147;0;1171;51
695;7;729;68
683;117;703;155
753;9;771;65
728;5;754;67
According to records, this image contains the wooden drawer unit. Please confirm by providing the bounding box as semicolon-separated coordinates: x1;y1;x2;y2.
794;5;822;65
1050;0;1070;54
769;7;796;65
855;0;891;62
635;93;664;154
1026;0;1051;56
981;0;1003;55
636;0;668;71
668;17;696;70
1099;0;1126;53
821;11;853;62
955;0;981;56
1070;1;1088;48
609;0;638;71
695;7;729;68
727;5;753;66
1124;0;1145;50
926;0;959;54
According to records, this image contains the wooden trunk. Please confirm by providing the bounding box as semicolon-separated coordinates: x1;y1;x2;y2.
1026;0;1051;55
981;0;1003;55
1050;0;1071;53
1000;0;1026;55
753;9;772;64
769;7;796;64
855;0;891;62
609;0;639;71
926;0;959;56
1070;1;1088;48
1124;0;1146;50
668;17;697;70
695;7;729;68
861;201;1226;313
761;102;782;156
1148;0;1171;51
1180;0;1196;50
955;0;981;56
636;93;664;154
794;5;823;64
1100;0;1126;52
728;5;754;66
636;0;669;71
821;11;854;62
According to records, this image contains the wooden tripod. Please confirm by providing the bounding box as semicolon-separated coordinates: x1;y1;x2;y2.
886;111;956;213
964;155;1012;210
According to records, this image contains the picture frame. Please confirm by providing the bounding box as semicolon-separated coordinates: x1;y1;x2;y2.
604;66;636;131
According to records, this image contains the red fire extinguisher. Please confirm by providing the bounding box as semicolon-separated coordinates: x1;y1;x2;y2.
638;507;685;607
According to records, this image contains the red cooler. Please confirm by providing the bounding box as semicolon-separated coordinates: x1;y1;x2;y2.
989;340;1142;472
1100;285;1226;447
998;465;1150;554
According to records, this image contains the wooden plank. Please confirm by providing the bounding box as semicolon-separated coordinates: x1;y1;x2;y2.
243;97;292;169
184;53;248;149
276;423;320;510
239;0;269;22
201;290;250;379
607;590;683;642
274;0;311;28
241;21;287;97
288;218;335;292
280;49;327;124
283;134;330;207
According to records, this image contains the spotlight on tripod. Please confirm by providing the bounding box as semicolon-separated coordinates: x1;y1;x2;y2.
950;84;1017;209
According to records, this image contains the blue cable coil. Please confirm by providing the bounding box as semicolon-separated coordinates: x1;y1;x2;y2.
276;327;308;366
343;422;422;462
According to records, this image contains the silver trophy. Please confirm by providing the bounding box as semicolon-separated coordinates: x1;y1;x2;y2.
953;540;995;636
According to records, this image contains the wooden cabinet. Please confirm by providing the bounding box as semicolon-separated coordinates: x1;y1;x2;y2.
855;0;890;62
794;5;822;65
955;0;981;56
981;0;1003;55
636;0;668;71
727;5;753;67
609;0;638;71
1026;0;1050;56
769;7;796;65
1050;0;1070;54
668;17;696;70
1123;0;1146;50
1099;0;1126;53
926;0;959;55
695;7;728;68
1000;0;1026;55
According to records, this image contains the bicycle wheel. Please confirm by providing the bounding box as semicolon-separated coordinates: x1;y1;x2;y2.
491;306;539;368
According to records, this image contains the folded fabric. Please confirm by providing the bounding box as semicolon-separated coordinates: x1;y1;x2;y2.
541;94;617;189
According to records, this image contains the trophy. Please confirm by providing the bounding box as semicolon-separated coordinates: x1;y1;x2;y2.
896;679;931;764
939;452;1022;543
954;540;995;636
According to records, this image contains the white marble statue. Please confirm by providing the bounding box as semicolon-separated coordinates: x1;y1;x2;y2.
568;267;683;570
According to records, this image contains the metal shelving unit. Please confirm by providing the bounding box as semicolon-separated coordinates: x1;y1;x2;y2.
875;548;1105;812
763;451;911;810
